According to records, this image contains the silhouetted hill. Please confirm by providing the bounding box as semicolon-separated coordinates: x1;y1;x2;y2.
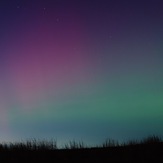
0;136;162;162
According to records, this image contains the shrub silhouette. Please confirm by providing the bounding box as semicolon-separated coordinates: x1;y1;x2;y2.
141;135;162;144
102;138;119;147
64;140;86;149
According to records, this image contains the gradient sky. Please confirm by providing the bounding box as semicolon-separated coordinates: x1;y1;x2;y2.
0;0;163;146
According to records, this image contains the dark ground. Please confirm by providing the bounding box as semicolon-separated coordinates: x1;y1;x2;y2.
0;144;163;162
0;137;163;162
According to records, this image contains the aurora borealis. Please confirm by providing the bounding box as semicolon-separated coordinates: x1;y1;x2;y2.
0;0;163;146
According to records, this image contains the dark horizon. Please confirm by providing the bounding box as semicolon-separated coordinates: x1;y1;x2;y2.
0;135;162;162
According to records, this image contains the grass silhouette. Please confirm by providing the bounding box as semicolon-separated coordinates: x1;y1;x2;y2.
0;135;162;162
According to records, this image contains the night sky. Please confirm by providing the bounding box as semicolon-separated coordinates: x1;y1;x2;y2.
0;0;163;146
